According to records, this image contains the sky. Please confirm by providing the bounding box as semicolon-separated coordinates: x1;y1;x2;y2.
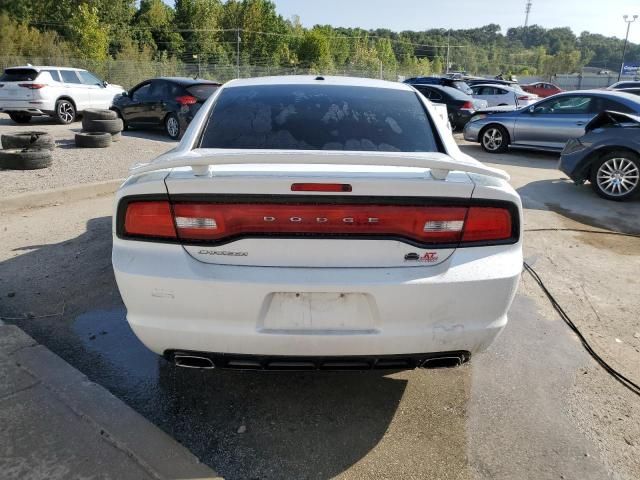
250;0;640;43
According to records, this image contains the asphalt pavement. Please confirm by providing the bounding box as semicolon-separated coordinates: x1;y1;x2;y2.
1;141;639;479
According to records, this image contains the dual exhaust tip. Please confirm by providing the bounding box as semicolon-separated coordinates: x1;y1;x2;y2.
171;352;468;371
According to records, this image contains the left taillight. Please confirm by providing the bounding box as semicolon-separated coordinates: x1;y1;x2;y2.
18;83;47;89
123;201;176;239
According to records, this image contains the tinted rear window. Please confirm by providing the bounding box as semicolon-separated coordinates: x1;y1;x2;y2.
1;68;39;81
187;84;219;101
199;84;439;152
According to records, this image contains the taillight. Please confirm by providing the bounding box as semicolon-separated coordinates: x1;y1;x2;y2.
460;101;474;111
175;95;197;106
171;204;469;244
124;201;176;239
517;95;533;101
18;83;47;89
119;200;515;246
462;207;512;242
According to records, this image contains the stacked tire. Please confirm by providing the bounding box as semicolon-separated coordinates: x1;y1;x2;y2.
75;109;123;148
0;131;54;170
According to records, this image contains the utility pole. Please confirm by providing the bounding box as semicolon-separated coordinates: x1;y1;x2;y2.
445;29;450;74
618;15;638;81
524;1;532;28
236;28;241;79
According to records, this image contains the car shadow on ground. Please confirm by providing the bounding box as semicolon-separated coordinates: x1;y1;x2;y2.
517;178;640;234
0;215;470;479
122;129;177;143
458;144;560;169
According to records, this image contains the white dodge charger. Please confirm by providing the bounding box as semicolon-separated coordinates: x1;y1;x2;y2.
112;76;522;371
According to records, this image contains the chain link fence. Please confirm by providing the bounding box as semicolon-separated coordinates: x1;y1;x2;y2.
0;55;413;89
3;55;636;90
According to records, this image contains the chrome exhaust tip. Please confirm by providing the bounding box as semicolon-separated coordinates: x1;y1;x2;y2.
173;354;215;369
421;355;464;369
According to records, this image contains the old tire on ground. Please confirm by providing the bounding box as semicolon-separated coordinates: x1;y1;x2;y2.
75;132;112;148
1;131;55;150
590;150;640;201
480;125;509;154
83;109;118;121
111;131;122;142
8;112;32;124
82;118;123;134
0;149;53;170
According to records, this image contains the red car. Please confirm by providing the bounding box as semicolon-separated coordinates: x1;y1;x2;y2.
521;82;563;98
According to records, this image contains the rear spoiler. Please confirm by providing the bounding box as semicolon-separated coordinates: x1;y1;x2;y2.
130;149;510;181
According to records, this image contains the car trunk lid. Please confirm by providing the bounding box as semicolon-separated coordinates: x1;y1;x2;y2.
146;150;510;268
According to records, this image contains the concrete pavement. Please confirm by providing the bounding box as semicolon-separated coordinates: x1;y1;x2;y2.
0;322;220;480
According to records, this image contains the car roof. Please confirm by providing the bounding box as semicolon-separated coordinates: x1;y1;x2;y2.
6;66;85;72
224;75;414;91
411;83;470;98
156;77;222;86
471;83;516;91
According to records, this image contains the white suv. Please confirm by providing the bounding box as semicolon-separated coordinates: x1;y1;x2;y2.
112;76;523;371
0;66;124;124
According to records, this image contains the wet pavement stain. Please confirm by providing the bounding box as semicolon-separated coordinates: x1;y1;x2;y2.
68;307;421;480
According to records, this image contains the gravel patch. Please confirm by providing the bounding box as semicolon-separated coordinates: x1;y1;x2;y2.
0;114;175;197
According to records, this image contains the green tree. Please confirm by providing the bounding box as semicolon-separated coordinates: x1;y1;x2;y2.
297;28;333;71
69;3;109;61
135;0;184;55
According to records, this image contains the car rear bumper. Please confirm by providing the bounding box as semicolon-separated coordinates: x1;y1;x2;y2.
113;239;522;357
558;150;590;183
0;99;55;115
463;121;482;142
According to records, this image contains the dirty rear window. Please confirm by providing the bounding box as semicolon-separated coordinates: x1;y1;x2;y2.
199;84;439;152
187;84;220;101
0;68;39;82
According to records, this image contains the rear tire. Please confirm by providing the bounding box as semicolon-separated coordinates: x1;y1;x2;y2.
75;132;112;148
8;112;32;124
55;99;76;124
165;113;181;140
448;113;457;132
590;151;640;201
480;125;509;153
0;149;52;170
82;118;123;134
83;109;118;121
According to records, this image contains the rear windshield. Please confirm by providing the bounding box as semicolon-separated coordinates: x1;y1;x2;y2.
452;81;473;94
1;68;39;82
443;86;471;100
187;84;219;101
199;84;439;152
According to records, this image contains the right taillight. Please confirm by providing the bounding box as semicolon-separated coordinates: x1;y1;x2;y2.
119;199;515;246
460;101;474;111
461;207;513;243
175;95;197;105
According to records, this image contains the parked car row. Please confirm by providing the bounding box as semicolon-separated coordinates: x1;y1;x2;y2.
463;89;640;200
0;65;221;140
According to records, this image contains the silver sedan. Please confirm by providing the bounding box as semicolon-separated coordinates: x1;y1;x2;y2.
463;90;640;153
